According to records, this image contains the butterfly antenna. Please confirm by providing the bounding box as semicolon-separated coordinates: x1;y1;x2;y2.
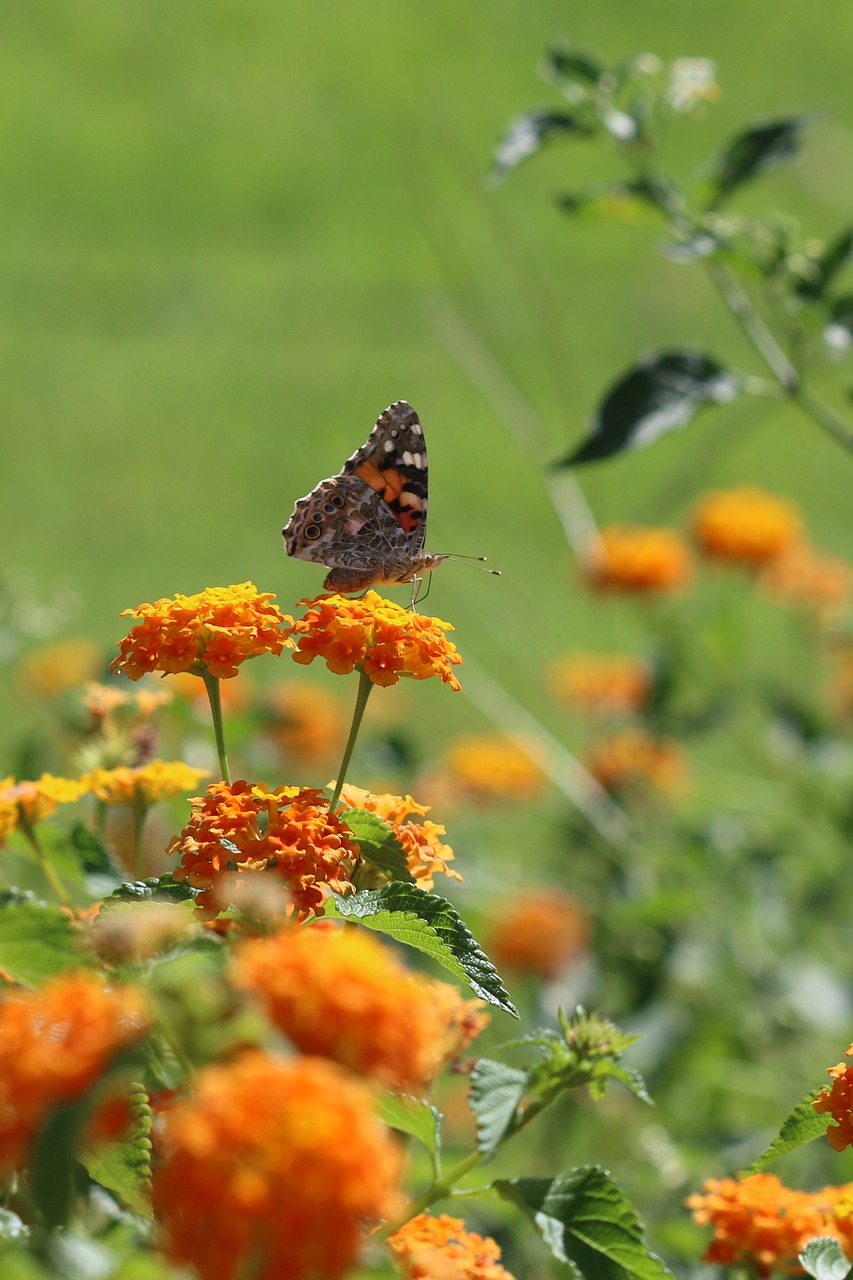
443;554;502;576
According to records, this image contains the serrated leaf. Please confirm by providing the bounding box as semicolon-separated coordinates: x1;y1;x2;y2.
797;226;853;301
491;110;595;182
800;1236;853;1280
68;822;122;877
496;1166;673;1280
79;1084;153;1217
712;117;808;203
378;1093;442;1157
604;1064;653;1106
746;1089;832;1172
99;875;200;913
328;886;518;1017
560;349;738;466
0;898;89;987
470;1058;529;1159
341;810;413;884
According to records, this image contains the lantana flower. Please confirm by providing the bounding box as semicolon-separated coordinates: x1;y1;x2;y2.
388;1213;516;1280
584;525;692;594
761;542;852;615
0;773;90;842
692;486;801;568
169;780;361;920
287;591;462;690
337;782;460;889
550;653;652;717
111;582;291;681
442;733;545;802
87;760;209;808
0;971;148;1177
488;889;589;980
584;728;689;798
16;638;103;700
814;1046;853;1150
153;1050;402;1280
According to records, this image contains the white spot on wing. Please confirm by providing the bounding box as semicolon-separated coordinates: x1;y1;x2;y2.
384;439;395;452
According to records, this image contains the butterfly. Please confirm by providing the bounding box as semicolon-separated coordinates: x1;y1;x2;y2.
283;400;449;595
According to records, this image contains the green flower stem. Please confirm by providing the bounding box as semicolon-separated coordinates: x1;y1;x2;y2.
373;1149;484;1242
328;668;373;813
132;799;149;881
202;671;231;784
19;817;71;909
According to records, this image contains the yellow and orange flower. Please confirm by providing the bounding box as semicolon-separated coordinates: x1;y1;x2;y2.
87;760;209;808
761;542;853;615
111;582;291;681
0;971;148;1177
388;1213;516;1280
233;923;487;1089
0;772;90;841
169;780;361;920
488;889;589;981
264;681;344;762
167;670;254;716
287;592;462;690
337;782;460;889
583;525;692;594
550;653;652;717
692;486;802;568
584;728;689;799
153;1050;402;1280
442;734;545;802
814;1046;853;1150
16;638;104;700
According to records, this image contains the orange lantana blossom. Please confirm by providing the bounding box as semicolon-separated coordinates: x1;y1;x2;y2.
0;773;89;841
233;923;488;1089
692;486;802;568
16;638;104;700
153;1050;402;1280
584;728;689;799
0;971;148;1177
687;1173;853;1276
584;525;692;594
264;681;344;762
87;760;209;808
814;1046;853;1150
169;780;360;920
287;591;462;690
761;542;853;615
550;653;652;717
388;1213;516;1280
442;733;545;802
337;782;460;890
111;582;291;681
488;889;589;981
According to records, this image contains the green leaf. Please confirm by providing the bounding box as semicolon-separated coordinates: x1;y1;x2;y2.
746;1089;832;1172
800;1237;853;1280
341;809;413;884
557;179;663;225
99;874;200;912
496;1166;673;1280
68;821;122;877
560;349;738;465
543;43;604;88
79;1082;153;1217
32;1097;93;1229
796;226;853;301
712;117;809;203
491;110;595;182
378;1093;442;1158
0;896;89;987
328;885;518;1016
825;295;853;349
469;1058;529;1159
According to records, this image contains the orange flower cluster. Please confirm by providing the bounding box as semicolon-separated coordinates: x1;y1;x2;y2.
264;681;343;762
388;1213;516;1280
0;772;89;840
584;728;688;799
338;782;460;890
16;638;103;700
287;591;462;690
87;760;209;807
233;923;488;1089
153;1050;401;1280
584;525;692;594
692;486;802;568
83;680;174;723
0;971;148;1177
687;1173;853;1276
814;1047;853;1150
111;582;291;681
442;734;545;802
169;780;360;920
488;889;589;980
762;543;852;615
550;653;652;717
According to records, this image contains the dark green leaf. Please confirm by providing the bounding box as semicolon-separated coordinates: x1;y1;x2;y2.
496;1166;673;1280
0;897;89;987
712;117;809;203
341;809;413;884
560;349;738;465
469;1058;528;1159
796;227;853;301
746;1089;832;1172
68;822;122;877
826;295;853;349
99;874;200;913
328;885;518;1017
800;1237;853;1280
491;110;595;182
79;1083;153;1217
378;1093;442;1157
557;179;662;224
543;43;604;87
32;1098;93;1229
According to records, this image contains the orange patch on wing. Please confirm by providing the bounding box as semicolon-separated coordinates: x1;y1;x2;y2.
398;510;419;534
357;461;404;501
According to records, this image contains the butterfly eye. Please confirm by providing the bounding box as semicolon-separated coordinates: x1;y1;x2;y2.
330;494;346;509
304;525;322;541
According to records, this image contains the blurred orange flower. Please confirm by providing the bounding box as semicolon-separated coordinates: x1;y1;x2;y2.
169;779;360;920
111;582;291;681
584;525;692;594
550;653;652;717
87;760;208;807
692;486;801;568
388;1213;516;1280
488;889;589;980
337;782;460;889
584;728;689;798
167;669;253;715
264;681;343;761
442;734;545;802
287;591;462;690
233;923;487;1089
0;971;148;1177
153;1050;402;1280
0;772;90;840
761;542;852;615
814;1047;853;1150
16;638;103;700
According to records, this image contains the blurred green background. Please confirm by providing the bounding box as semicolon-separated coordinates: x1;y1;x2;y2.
3;0;853;736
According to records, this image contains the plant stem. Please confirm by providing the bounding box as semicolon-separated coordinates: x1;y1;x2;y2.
373;1149;484;1242
19;818;72;909
132;800;148;881
329;669;373;812
791;384;853;452
202;671;231;784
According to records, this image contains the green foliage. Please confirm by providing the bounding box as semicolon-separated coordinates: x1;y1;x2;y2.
711;118;809;203
747;1090;833;1172
0;894;90;986
78;1083;153;1217
342;809;414;885
800;1237;853;1280
377;1094;442;1160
